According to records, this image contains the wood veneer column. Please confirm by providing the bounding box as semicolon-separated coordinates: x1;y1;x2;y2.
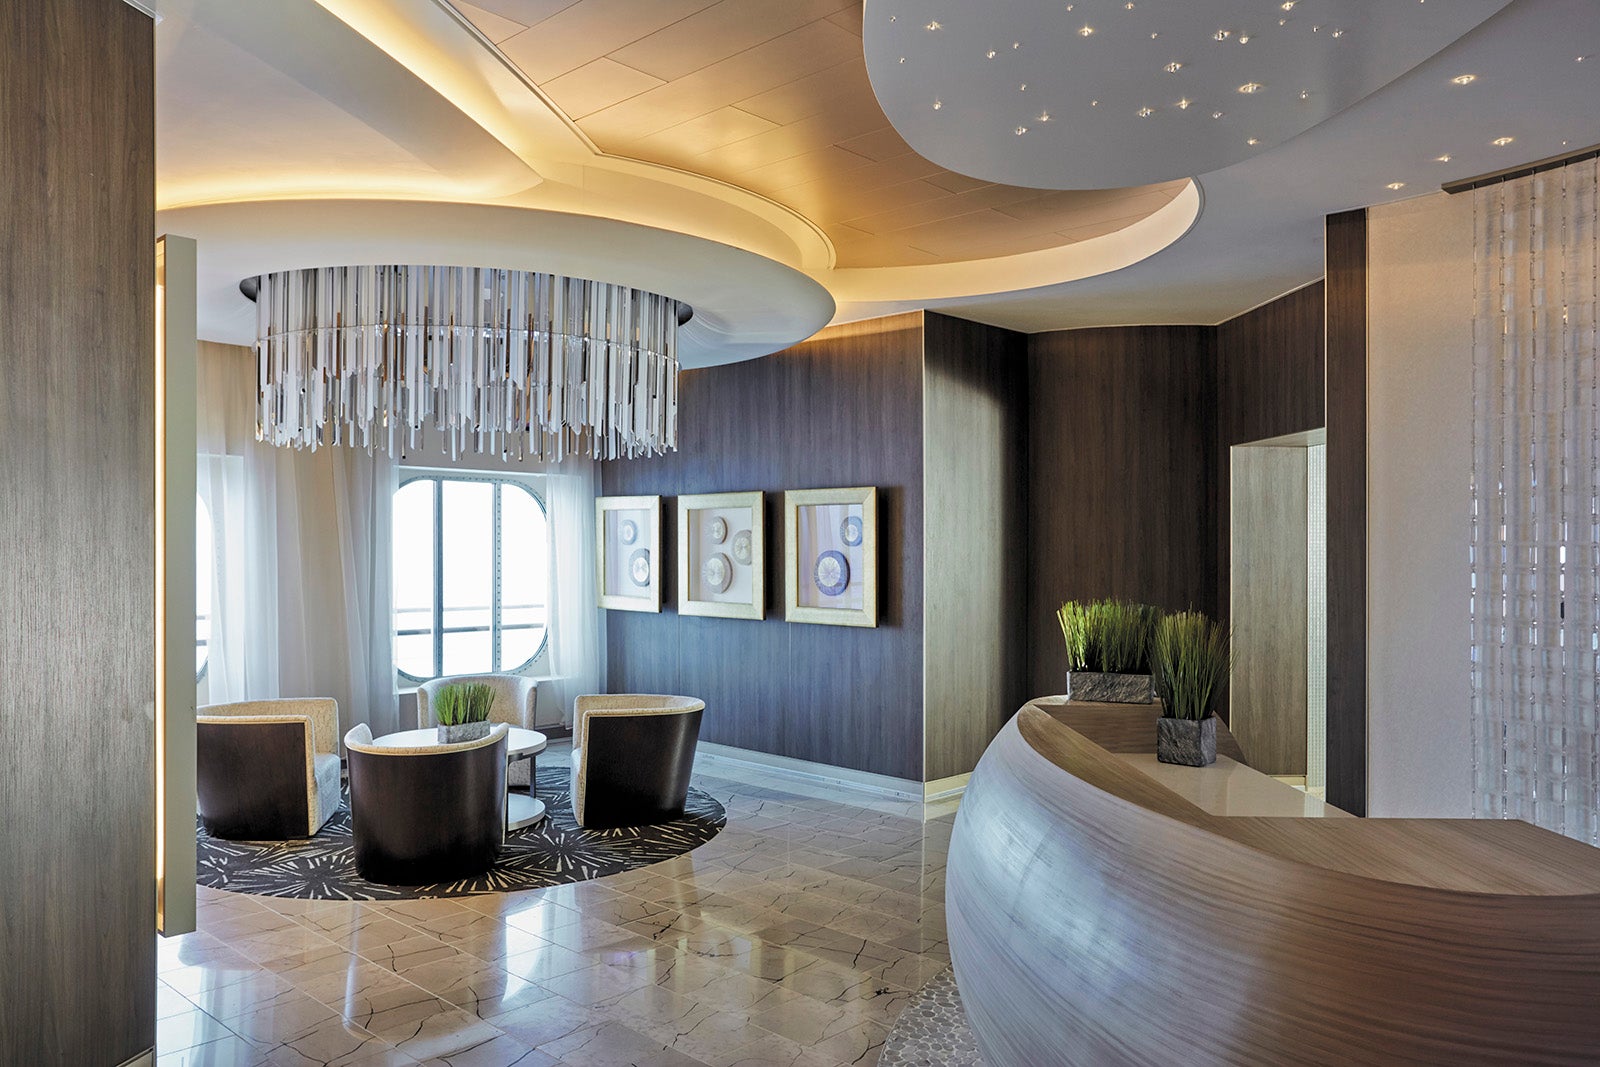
0;0;156;1061
1325;208;1368;816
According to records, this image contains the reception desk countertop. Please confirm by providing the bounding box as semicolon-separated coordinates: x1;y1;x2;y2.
946;699;1600;1066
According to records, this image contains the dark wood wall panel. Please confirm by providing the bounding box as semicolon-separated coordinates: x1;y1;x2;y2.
1024;326;1218;701
0;1;156;1062
922;312;1027;781
1215;282;1326;625
603;314;926;782
1325;209;1369;816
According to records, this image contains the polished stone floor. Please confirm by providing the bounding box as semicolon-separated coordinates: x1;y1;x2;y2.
158;748;958;1067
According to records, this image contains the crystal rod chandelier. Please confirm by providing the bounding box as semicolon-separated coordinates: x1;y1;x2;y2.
251;265;684;461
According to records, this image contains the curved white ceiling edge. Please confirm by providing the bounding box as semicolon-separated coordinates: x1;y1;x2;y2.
864;0;1511;190
160;199;836;370
822;180;1200;305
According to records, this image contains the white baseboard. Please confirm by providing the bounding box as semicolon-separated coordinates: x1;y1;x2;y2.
923;773;970;802
694;743;923;801
118;1050;153;1067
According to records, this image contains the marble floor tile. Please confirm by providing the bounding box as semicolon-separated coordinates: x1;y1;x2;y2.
166;764;964;1067
158;1033;269;1067
412;1032;557;1067
401;958;558;1021
534;1019;706;1067
159;1009;238;1055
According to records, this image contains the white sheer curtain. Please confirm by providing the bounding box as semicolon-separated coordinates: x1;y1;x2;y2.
196;342;280;701
543;459;606;726
195;343;398;734
334;447;399;736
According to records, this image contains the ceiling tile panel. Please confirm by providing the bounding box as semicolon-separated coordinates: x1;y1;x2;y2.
464;0;580;27
734;59;874;126
609;0;857;82
498;0;720;83
635;106;780;157
452;1;529;43
835;126;915;164
542;58;665;119
578;21;861;144
735;145;878;196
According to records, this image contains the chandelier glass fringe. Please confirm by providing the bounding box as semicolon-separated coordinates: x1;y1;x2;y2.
253;265;682;461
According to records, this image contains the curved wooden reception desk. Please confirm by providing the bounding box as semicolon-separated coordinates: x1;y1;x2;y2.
948;699;1600;1066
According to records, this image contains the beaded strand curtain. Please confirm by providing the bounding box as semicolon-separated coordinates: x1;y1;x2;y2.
1471;155;1600;844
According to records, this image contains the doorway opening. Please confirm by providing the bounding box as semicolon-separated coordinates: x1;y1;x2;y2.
1229;429;1328;796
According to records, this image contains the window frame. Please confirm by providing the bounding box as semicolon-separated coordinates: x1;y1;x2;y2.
394;471;551;683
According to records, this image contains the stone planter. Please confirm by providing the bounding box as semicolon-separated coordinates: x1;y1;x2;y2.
1065;670;1154;704
1156;715;1217;767
437;720;491;745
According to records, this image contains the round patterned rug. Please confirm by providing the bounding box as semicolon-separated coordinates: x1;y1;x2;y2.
197;763;725;900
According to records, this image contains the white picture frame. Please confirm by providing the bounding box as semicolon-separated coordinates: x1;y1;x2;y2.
596;495;662;612
677;491;765;621
783;486;878;628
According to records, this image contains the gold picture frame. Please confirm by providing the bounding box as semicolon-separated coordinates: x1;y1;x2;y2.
677;491;765;621
596;495;662;612
783;486;878;628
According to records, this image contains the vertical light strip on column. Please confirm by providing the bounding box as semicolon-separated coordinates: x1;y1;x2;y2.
156;235;199;936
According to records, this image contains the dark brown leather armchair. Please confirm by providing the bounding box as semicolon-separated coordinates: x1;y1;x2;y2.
196;698;342;839
570;695;704;829
343;723;508;885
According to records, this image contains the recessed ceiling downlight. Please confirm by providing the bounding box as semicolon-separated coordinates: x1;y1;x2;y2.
1451;73;1478;85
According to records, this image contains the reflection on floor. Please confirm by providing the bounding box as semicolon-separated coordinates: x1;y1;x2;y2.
158;744;957;1067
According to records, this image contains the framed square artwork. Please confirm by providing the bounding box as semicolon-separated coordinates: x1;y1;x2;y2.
783;487;877;627
596;495;662;612
677;492;765;620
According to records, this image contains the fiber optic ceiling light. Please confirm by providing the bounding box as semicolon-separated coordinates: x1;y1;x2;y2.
250;265;687;462
864;0;1511;188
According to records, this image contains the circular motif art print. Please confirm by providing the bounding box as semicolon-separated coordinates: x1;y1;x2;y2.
813;549;851;597
731;529;754;566
702;552;733;593
708;517;728;543
619;519;639;545
629;548;652;587
839;515;864;547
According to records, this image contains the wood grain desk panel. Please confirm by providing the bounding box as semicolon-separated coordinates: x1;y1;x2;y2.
948;701;1600;1066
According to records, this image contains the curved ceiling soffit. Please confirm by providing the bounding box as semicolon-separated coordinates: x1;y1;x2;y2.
827;178;1200;306
863;0;1512;190
158;0;1201;357
160;198;837;370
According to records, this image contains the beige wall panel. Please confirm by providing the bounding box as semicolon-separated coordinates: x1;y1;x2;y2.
1366;193;1476;818
1231;445;1310;775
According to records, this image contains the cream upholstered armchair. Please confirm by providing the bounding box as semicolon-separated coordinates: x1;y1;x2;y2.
418;674;538;786
571;695;705;829
196;698;342;839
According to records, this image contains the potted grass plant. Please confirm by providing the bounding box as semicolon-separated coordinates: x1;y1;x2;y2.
434;682;494;744
1151;611;1232;766
1057;598;1162;703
